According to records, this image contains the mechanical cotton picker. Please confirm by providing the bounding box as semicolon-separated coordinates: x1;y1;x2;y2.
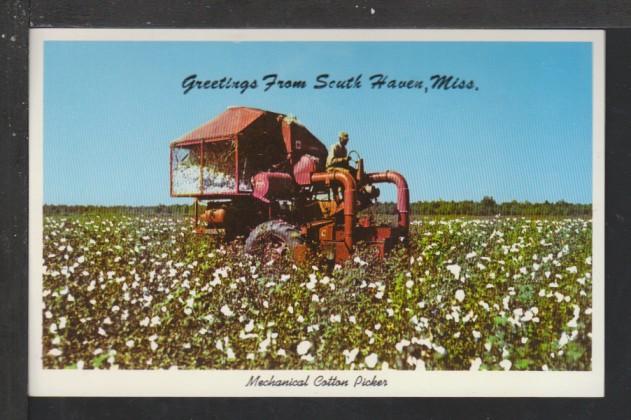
170;106;410;263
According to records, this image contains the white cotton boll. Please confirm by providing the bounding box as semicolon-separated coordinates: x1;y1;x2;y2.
47;348;62;357
432;344;446;355
343;348;359;364
446;264;461;280
470;357;482;371
126;340;135;348
521;310;533;322
364;353;379;368
296;340;312;355
244;320;254;332
395;339;411;353
499;359;512;371
558;332;570;347
258;336;271;353
220;305;234;317
455;289;465;302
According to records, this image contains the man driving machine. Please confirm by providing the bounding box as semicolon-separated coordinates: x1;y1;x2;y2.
326;131;358;201
326;131;355;175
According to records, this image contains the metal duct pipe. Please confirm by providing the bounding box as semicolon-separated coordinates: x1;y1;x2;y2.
367;171;410;230
311;171;357;250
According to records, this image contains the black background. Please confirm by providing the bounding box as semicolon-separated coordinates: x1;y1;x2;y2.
2;1;631;419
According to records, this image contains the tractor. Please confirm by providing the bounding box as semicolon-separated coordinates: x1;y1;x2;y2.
170;106;410;263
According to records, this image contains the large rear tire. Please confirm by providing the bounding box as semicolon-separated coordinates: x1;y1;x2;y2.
245;220;305;261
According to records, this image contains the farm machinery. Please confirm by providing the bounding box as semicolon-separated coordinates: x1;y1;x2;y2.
170;106;409;262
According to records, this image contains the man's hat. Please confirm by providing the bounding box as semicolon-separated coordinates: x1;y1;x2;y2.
339;131;349;140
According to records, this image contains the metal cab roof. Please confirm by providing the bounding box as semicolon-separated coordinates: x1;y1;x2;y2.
170;106;328;163
171;107;270;145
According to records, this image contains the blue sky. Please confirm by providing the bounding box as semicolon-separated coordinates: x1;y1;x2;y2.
44;41;592;205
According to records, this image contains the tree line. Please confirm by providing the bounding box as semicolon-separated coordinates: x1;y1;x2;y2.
372;196;591;216
43;204;192;216
45;197;590;217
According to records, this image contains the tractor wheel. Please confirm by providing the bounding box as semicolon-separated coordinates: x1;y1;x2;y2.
245;220;305;262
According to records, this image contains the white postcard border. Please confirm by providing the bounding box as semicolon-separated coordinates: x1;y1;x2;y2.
29;28;605;397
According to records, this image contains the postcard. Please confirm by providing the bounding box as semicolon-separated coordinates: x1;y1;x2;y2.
29;29;604;396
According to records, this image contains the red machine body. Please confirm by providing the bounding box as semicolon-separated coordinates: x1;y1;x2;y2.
170;106;410;262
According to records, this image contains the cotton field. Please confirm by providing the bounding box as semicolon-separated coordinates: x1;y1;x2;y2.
41;214;592;371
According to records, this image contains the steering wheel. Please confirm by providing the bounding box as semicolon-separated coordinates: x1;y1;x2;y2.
348;150;361;163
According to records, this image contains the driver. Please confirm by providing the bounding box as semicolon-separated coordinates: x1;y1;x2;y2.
326;131;357;202
326;131;353;174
